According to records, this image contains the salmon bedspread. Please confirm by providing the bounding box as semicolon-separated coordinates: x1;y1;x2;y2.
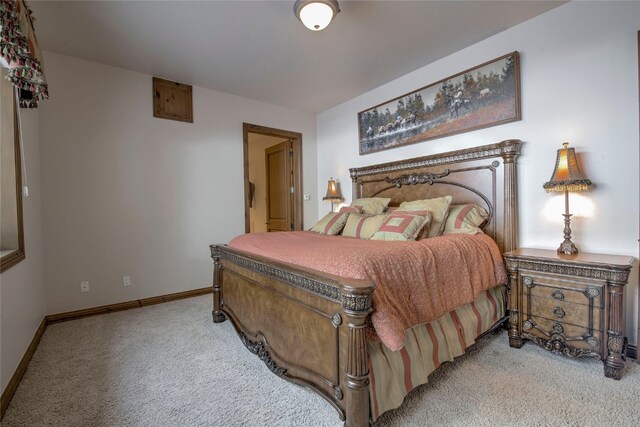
229;231;507;352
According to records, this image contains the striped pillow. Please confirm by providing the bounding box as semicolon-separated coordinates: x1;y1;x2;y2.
443;204;489;235
351;197;391;215
371;211;432;241
399;195;452;238
342;214;387;239
337;206;362;214
309;206;359;235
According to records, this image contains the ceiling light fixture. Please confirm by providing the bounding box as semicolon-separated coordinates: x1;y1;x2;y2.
294;0;340;31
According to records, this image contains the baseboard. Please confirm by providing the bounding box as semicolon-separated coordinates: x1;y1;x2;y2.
0;318;47;418
0;286;212;418
628;344;637;361
139;287;212;307
46;287;212;324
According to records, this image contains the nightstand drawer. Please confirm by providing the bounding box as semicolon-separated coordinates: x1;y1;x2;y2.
522;316;602;357
520;272;604;308
528;295;602;330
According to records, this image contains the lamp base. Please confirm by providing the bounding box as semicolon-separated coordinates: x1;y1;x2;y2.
558;212;578;254
557;239;578;255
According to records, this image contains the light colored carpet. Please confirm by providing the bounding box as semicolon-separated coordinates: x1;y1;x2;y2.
2;295;639;426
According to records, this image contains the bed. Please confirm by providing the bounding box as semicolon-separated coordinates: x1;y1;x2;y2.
210;140;522;426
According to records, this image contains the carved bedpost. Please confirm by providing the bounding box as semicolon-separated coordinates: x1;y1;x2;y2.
341;287;374;427
349;168;361;201
605;277;629;379
499;140;521;253
505;258;523;348
210;244;226;323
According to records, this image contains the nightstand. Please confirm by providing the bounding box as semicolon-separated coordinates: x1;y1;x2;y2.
503;248;632;379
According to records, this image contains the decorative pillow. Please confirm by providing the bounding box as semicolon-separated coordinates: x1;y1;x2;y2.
339;206;362;213
443;204;489;235
371;211;432;241
342;214;388;239
390;209;433;239
309;207;354;235
399;195;452;238
350;197;391;215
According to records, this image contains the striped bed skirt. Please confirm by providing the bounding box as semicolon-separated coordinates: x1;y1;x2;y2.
367;286;506;421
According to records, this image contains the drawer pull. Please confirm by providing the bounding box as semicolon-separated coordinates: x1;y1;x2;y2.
583;287;600;299
552;323;564;334
553;307;565;318
551;289;565;301
522;276;534;287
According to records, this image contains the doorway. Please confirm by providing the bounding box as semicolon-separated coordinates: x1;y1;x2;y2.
243;123;303;233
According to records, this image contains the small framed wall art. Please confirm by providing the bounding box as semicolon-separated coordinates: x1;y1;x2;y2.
153;77;193;123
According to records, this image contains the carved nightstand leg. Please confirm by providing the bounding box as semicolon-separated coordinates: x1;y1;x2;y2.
604;283;624;380
506;266;523;348
211;245;226;323
604;283;625;379
212;311;226;323
604;333;623;380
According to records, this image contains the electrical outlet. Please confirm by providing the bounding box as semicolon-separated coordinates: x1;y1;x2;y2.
303;194;311;201
123;275;131;287
80;281;90;292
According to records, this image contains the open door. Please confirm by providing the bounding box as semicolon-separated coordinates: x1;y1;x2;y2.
265;140;293;232
243;123;303;233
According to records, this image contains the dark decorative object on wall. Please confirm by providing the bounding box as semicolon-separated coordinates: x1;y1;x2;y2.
358;51;520;155
0;0;49;108
153;77;193;123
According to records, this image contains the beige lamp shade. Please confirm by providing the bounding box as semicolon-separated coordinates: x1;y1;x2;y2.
323;177;342;201
543;142;591;193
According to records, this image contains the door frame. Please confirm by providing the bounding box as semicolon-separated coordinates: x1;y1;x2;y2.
243;123;303;233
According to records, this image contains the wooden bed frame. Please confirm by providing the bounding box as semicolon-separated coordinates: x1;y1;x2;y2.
210;140;522;426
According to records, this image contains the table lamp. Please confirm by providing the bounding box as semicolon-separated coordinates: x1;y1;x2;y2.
543;142;592;254
323;177;343;212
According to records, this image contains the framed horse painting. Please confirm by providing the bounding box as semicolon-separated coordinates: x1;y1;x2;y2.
357;51;521;155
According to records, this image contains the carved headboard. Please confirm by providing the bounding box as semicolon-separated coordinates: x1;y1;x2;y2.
349;140;522;253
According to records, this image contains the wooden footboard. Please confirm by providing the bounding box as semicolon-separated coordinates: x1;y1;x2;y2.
210;244;375;427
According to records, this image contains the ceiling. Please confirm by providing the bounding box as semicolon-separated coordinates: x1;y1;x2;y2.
30;1;565;114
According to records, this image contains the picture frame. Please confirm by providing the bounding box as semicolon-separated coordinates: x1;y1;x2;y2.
358;51;521;155
153;77;193;123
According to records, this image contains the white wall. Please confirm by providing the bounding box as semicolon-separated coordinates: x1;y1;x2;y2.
39;52;318;314
317;1;640;343
0;109;47;392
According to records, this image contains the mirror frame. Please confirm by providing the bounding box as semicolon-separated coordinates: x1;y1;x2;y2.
0;87;25;272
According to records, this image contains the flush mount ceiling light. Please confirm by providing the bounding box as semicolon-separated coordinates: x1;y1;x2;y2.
294;0;340;31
